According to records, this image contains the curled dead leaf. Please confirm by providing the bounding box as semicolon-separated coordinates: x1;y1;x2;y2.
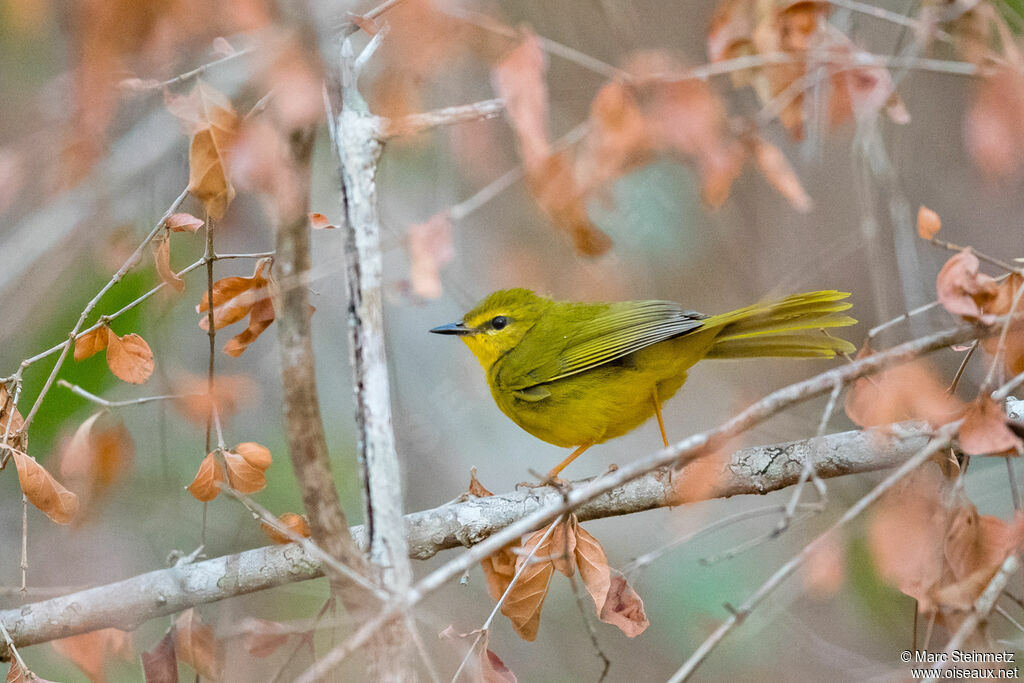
52;628;131;682
867;466;949;610
959;396;1022;456
164;213;204;233
917;205;942;240
599;569;649;637
167;81;240;220
105;329;154;384
11;449;79;524
186;452;222;502
171;374;257;425
439;626;517;683
492;29;550;171
261;512;311;544
141;631;177;683
197;258;277;356
152;234;184;293
802;533;846;597
173;609;222;681
844;344;964;429
239;618;301;658
572;520;612;615
309;212;338;230
750;136;812;212
936;248;999;323
60;411;134;514
965;67;1024;179
74;326;109;362
0;385;25;452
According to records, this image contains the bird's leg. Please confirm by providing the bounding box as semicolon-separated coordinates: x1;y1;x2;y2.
547;443;593;480
652;386;677;490
652;387;669;448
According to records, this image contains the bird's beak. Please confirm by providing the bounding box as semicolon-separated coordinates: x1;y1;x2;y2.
429;321;473;336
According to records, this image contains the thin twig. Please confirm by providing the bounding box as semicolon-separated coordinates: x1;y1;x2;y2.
383;98;505;138
156;47;253;89
567;573;611;682
57;379;190;409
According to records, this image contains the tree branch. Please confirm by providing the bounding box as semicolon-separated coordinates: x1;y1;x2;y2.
274;120;369;578
7;396;1018;656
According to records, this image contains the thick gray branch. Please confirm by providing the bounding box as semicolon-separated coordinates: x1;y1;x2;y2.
4;406;1001;655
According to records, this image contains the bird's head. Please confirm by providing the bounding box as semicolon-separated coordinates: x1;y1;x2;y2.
430;288;552;369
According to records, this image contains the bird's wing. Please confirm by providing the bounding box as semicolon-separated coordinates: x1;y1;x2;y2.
502;301;706;389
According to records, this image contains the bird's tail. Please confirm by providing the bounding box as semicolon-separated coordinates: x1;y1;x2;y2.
703;290;857;359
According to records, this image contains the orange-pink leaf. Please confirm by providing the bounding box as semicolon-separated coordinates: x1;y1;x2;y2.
105;329;155;384
10;449;79;524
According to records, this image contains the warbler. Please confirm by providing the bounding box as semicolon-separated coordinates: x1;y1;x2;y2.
431;288;855;477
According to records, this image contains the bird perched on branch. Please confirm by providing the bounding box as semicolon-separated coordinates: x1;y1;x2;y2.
431;288;856;478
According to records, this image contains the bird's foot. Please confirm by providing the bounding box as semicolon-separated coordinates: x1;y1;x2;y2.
516;469;569;490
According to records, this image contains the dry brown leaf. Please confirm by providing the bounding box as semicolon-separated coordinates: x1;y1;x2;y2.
141;631;177;683
165;213;204;233
867;466;948;610
197;261;269;331
167;81;240;220
198;259;275;356
467;468;494;497
152;234;184;293
573;520;611;615
223;293;276;357
239;618;301;658
492;29;550;171
501;520;569;641
802;533;846;597
844;344;964;429
309;212;338;230
261;512;311;545
935;505;1019;610
959;396;1022;456
173;609;222;681
172;373;257;425
439;627;517;683
5;662;23;683
408;212;454;299
526;151;612;256
599;569;649;637
52;628;131;682
917;205;942;239
575;80;652;195
0;385;25;450
936;248;999;323
75;326;109;361
186;452;222;502
965;67;1024;179
259;38;324;130
225;442;272;494
105;329;154;384
60;411;134;514
750;136;812;212
11;449;79;525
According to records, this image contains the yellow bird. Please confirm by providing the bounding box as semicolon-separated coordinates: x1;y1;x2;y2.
431;289;856;477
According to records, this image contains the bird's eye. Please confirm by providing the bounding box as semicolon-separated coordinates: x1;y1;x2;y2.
491;315;509;330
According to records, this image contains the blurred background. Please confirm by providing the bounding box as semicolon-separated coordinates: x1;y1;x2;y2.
1;0;1022;680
